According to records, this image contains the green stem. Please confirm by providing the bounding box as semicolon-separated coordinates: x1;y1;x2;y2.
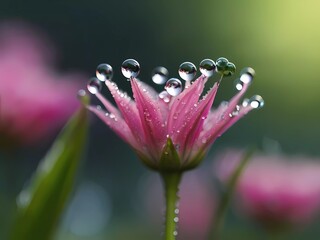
209;149;254;240
160;172;182;240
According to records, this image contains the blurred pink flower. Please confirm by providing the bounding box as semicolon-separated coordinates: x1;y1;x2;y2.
144;172;215;239
215;150;320;229
0;22;85;146
86;59;263;171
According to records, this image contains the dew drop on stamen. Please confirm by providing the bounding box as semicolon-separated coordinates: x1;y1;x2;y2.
178;62;197;81
77;89;86;99
234;78;244;91
199;59;216;77
87;77;102;94
152;66;169;84
249;95;264;109
165;78;182;96
96;63;113;81
240;67;255;85
121;59;140;78
242;98;249;107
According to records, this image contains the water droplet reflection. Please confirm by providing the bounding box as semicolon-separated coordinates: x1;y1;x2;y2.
179;62;197;81
249;95;264;109
96;63;113;81
165;78;182;96
87;77;102;94
199;59;216;77
152;66;169;84
121;59;140;78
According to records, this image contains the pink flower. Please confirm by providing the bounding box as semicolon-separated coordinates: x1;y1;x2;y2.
215;150;320;229
85;59;263;171
143;172;216;239
0;22;85;146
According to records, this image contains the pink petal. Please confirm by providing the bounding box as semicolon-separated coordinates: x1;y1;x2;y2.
104;80;146;146
180;83;219;162
167;75;208;141
198;83;251;150
87;105;140;150
131;78;167;157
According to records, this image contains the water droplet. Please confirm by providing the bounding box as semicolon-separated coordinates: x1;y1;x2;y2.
242;98;249;107
224;62;236;76
178;62;197;81
152;66;169;84
87;77;102;94
234;78;244;91
249;95;264;109
77;89;87;99
216;57;229;74
239;67;255;86
159;91;171;103
165;78;182;96
96;63;113;81
174;208;179;214
174;217;179;223
199;59;216;77
121;59;140;78
173;231;178;236
216;57;236;76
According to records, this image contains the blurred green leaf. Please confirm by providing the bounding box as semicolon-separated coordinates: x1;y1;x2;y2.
10;107;88;240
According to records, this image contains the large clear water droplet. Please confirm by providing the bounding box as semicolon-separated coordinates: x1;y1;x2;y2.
96;63;113;81
87;77;102;94
165;78;182;96
240;67;255;84
249;95;264;109
216;57;236;76
199;59;216;77
152;66;169;84
121;59;140;78
178;62;197;81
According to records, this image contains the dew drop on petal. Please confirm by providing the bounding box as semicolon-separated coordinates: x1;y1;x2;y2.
152;66;169;84
249;95;264;109
121;59;140;78
87;77;102;94
178;62;197;81
165;78;182;96
96;63;113;81
199;59;216;77
159;90;171;103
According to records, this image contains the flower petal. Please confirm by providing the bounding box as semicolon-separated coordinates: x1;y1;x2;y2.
131;78;167;157
87;105;140;150
181;83;219;162
104;80;146;146
198;83;251;150
167;75;208;140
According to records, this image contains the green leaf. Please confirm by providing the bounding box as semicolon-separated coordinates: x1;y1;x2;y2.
10;107;88;240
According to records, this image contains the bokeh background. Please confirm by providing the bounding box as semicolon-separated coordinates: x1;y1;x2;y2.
1;0;320;239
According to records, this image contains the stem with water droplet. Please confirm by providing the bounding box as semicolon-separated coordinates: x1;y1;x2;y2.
161;172;182;240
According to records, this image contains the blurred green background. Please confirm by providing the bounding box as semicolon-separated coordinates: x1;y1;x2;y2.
1;0;320;239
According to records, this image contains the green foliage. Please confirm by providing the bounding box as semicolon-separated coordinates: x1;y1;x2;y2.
10;107;88;240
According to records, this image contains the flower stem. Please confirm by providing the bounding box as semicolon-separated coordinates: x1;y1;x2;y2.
209;149;254;240
160;172;182;240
